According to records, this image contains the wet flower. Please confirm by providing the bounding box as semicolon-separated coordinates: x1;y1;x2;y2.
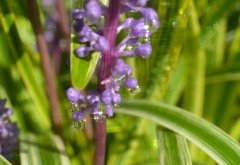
0;99;19;161
67;0;159;129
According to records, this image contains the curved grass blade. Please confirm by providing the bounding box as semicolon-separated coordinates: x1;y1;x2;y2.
157;127;192;165
20;134;71;165
0;2;51;132
118;99;240;164
0;155;12;165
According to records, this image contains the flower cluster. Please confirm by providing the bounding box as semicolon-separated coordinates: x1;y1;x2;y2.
0;99;19;161
67;0;159;129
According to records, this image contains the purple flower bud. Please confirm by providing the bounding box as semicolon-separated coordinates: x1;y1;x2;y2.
113;85;120;92
66;87;83;102
122;0;148;7
100;90;112;104
72;9;85;20
111;59;126;76
136;43;152;58
72;110;85;121
130;18;148;37
121;18;134;29
84;0;102;22
141;8;160;30
112;93;121;105
93;36;110;52
73;20;84;33
76;46;91;58
125;64;133;75
86;90;100;106
105;104;114;117
125;77;138;88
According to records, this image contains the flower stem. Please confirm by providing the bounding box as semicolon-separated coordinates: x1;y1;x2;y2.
94;0;121;165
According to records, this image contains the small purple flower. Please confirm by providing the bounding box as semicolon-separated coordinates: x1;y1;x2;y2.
76;46;91;58
93;36;110;53
136;43;152;58
0;99;19;161
124;77;138;88
111;59;127;76
84;0;103;22
66;87;83;102
72;9;85;20
72;110;85;121
100;90;113;105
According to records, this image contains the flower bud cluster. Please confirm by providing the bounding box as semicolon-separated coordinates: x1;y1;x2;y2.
0;99;19;161
67;0;159;129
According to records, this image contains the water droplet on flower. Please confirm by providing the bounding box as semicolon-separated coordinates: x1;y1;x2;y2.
93;105;106;122
71;102;80;112
113;103;120;107
73;120;86;130
113;75;127;85
128;85;141;94
138;36;150;43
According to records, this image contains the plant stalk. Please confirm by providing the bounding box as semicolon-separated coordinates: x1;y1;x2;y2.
95;0;121;165
26;0;62;134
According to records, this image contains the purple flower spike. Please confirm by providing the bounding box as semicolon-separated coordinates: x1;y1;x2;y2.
100;90;112;105
93;36;110;53
72;110;85;121
136;43;152;58
76;46;91;58
125;77;138;88
66;87;82;102
67;0;159;126
84;0;102;22
105;104;114;117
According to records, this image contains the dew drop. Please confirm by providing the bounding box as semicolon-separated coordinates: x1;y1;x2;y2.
113;103;120;107
93;105;106;122
113;75;127;85
73;120;86;130
71;102;80;112
128;85;141;94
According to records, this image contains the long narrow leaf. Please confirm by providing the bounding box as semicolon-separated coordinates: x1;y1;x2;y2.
118;99;240;164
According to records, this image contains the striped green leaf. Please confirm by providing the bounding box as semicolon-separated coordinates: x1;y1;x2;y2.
118;99;240;164
70;0;99;89
20;134;70;165
70;39;99;89
157;127;192;165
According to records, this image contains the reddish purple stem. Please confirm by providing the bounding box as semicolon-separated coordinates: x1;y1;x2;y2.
94;1;121;165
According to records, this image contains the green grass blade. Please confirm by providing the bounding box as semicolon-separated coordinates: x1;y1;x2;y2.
118;99;240;164
157;127;192;165
0;1;51;132
20;134;71;165
0;155;12;165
